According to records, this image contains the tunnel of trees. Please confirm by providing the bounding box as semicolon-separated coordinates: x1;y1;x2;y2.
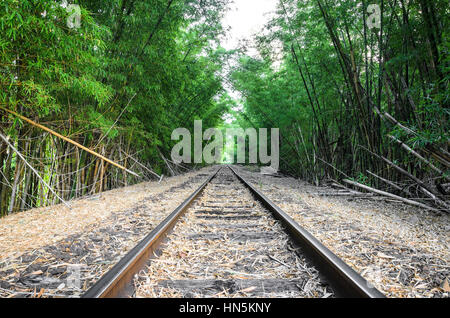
0;0;448;216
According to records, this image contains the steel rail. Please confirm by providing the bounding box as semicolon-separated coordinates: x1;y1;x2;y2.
83;165;385;298
228;165;385;298
82;168;221;298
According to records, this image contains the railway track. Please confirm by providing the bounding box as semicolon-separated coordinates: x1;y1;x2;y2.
82;166;385;298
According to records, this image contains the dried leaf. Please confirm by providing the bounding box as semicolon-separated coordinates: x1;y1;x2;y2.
30;270;43;275
37;288;45;298
377;252;394;259
441;278;450;292
240;286;257;293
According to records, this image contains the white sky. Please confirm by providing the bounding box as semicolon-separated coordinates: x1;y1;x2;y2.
221;0;278;54
220;0;279;124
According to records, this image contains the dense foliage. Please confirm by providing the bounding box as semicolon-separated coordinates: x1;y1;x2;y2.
230;0;448;210
0;0;231;214
0;0;448;215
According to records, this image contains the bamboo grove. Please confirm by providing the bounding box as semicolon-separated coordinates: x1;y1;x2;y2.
0;0;232;215
230;0;449;212
0;0;448;217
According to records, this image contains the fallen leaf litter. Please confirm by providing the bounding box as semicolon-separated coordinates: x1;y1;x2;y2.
235;166;449;298
1;164;446;298
0;167;216;298
134;168;333;298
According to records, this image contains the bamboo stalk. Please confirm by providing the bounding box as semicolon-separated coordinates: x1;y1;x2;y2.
378;154;450;209
159;149;175;176
120;150;161;179
359;144;448;208
0;133;71;209
388;134;448;179
342;179;440;212
0;106;139;177
366;170;412;197
8;161;24;214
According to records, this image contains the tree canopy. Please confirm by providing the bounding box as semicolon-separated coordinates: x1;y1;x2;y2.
0;0;232;214
0;0;448;215
229;0;448;211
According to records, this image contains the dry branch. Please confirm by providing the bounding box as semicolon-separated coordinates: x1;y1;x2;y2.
158;148;175;176
378;155;450;210
366;170;412;197
388;135;448;179
120;150;161;179
0;106;139;177
382;112;450;167
342;179;440;212
0;133;70;209
359;144;449;209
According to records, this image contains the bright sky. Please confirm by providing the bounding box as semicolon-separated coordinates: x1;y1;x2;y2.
220;0;279;124
221;0;278;54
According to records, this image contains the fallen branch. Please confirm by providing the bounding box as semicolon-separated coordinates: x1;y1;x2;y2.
318;192;375;197
95;93;137;147
366;170;412;197
382;112;450;167
166;158;191;171
120;150;161;179
342;179;441;212
314;155;351;179
378;154;450;210
359;144;449;209
158;148;175;176
0;106;139;177
388;135;448;180
0;133;71;209
329;181;360;193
